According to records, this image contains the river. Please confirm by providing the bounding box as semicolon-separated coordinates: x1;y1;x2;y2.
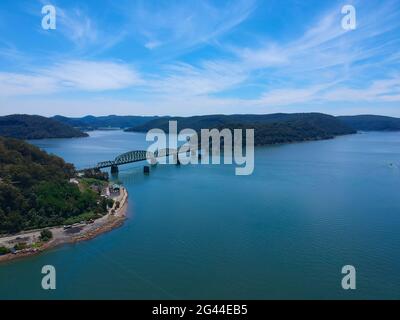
0;130;399;299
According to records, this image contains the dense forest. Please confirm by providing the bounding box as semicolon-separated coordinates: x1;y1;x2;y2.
53;115;159;130
0;114;88;139
2;114;399;141
126;113;356;145
53;113;400;134
0;137;107;234
337;115;400;131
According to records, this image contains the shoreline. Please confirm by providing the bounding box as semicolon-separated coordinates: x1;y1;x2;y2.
0;187;128;264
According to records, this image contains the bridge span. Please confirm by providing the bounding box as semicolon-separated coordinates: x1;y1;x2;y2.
84;148;198;173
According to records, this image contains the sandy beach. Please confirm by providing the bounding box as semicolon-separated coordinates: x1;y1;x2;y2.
0;187;128;263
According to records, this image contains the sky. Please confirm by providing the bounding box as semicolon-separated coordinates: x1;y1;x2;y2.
0;0;400;117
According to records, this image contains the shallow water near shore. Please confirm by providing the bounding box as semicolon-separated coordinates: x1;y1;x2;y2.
1;130;400;299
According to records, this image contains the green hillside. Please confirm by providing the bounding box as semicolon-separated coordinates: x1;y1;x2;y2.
0;137;107;234
53;115;159;130
337;115;400;131
126;113;356;145
0;114;88;139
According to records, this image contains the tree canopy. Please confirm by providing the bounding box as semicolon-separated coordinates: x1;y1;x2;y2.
0;137;106;234
0;114;88;139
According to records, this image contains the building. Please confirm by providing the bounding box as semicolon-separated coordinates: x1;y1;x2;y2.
109;184;121;195
69;178;79;185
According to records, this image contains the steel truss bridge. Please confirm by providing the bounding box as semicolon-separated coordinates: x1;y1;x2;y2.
86;148;196;172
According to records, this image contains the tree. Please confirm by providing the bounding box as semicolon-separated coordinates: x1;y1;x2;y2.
40;229;53;242
0;246;10;255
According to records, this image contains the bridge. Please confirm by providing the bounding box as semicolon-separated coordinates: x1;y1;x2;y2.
86;148;198;173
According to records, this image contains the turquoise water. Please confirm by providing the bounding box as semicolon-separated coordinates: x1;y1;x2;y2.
0;130;400;299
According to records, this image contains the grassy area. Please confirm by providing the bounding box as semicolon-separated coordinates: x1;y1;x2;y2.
79;178;108;189
0;246;11;255
63;211;103;226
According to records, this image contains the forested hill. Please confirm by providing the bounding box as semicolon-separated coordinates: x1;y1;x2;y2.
53;115;159;130
337;115;400;131
50;113;400;135
126;113;356;145
0;114;88;139
0;137;106;234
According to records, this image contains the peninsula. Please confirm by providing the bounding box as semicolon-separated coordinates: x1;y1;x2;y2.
0;137;128;262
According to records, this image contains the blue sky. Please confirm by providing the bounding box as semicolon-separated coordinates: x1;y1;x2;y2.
0;0;400;116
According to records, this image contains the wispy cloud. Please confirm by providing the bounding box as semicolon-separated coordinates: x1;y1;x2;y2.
0;60;142;96
222;0;400;106
58;8;98;47
148;60;248;96
126;0;257;53
1;0;400;116
144;40;162;50
323;77;400;103
256;84;333;106
0;72;57;96
39;2;127;53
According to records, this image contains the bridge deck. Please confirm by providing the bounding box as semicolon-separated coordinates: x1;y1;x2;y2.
83;148;197;171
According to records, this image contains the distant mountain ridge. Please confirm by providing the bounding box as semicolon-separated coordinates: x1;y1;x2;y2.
126;113;357;146
2;113;400;141
0;115;88;140
126;113;354;132
51;113;400;133
337;115;400;131
53;115;159;130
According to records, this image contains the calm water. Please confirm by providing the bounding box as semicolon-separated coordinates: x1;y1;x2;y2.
0;130;400;299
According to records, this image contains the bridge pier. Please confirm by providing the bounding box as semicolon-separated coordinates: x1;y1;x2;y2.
144;166;150;174
111;165;119;174
172;152;181;165
148;156;158;166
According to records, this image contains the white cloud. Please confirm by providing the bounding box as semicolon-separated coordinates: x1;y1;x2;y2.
222;0;400;108
323;77;400;103
42;60;142;91
55;6;127;52
256;85;329;106
0;73;57;96
148;61;247;96
144;40;162;50
234;45;289;69
0;60;142;96
0;95;244;117
243;77;400;108
57;8;98;47
2;0;400;115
